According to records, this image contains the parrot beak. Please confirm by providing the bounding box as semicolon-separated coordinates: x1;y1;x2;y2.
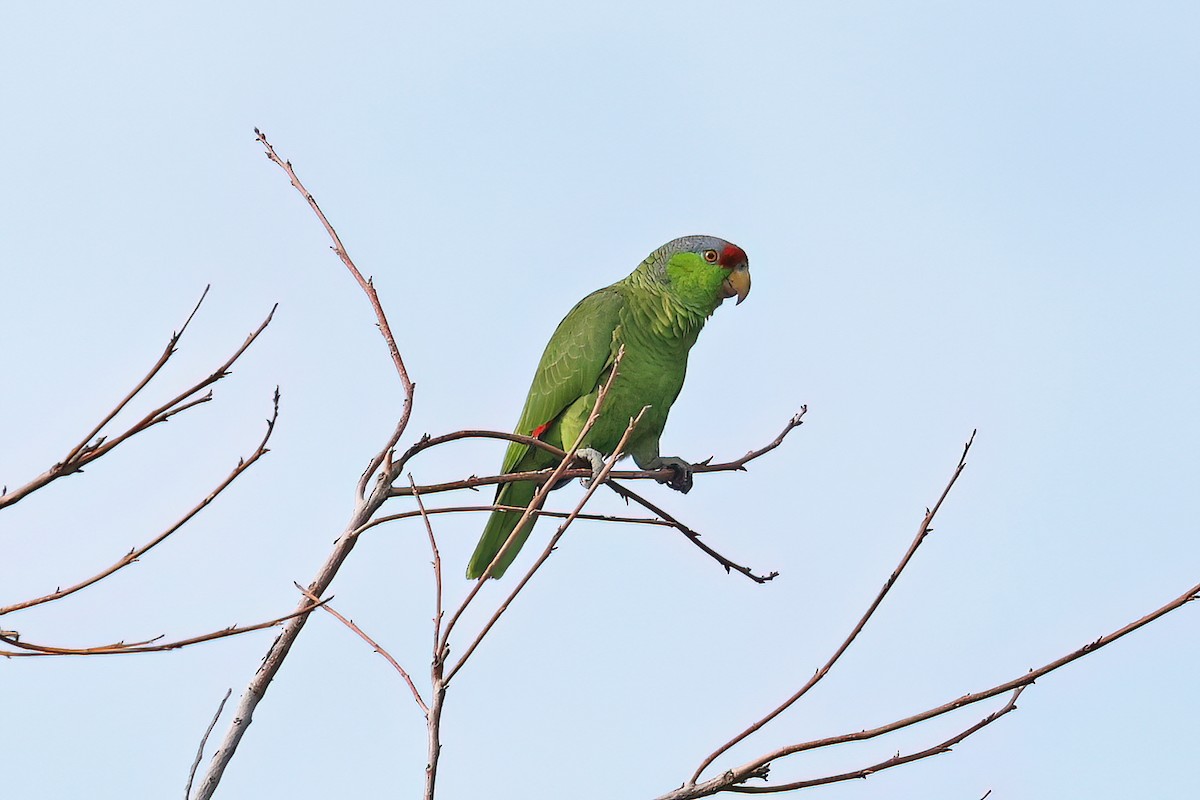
721;267;751;305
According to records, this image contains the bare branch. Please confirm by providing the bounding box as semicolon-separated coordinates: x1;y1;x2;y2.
728;689;1026;794
378;411;804;584
0;597;327;658
253;128;413;501
654;567;1200;799
193;130;419;800
1;297;276;510
186;688;231;800
690;430;976;783
655;689;1025;800
1;391;280;616
295;584;428;717
729;578;1200;787
67;284;210;467
387;410;807;499
357;503;675;538
605;481;778;584
409;477;444;662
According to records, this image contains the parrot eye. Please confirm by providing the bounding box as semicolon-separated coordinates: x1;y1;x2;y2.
702;249;719;263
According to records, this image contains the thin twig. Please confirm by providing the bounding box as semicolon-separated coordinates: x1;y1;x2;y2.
1;293;274;510
68;284;210;467
253;128;413;500
409;475;448;800
723;689;1026;795
387;410;806;499
186;688;231;800
691;430;976;783
295;584;428;716
724;578;1200;782
606;481;778;583
1;391;281;616
358;504;675;536
409;477;444;661
0;598;327;658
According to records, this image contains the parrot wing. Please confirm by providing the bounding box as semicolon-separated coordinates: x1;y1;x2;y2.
501;285;626;475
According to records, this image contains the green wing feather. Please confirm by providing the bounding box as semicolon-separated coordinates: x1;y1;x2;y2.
466;286;626;579
501;286;625;472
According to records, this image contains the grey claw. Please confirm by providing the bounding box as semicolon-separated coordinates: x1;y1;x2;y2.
655;457;694;494
576;447;606;488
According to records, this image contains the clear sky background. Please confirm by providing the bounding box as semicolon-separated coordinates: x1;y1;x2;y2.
2;3;1198;799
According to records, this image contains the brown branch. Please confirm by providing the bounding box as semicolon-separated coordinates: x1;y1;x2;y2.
356;503;675;538
418;355;629;800
446;405;649;684
409;477;444;662
699;689;1026;797
186;688;231;800
406;476;448;800
253;128;413;501
648;434;1200;797
387;410;806;499
2;289;274;510
387;430;569;492
378;411;804;585
0;598;327;658
724;578;1200;785
193;130;419;800
1;390;280;616
690;430;975;782
653;570;1200;800
606;481;778;584
295;584;428;717
66;284;209;466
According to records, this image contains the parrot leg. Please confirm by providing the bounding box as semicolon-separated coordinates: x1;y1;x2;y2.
575;447;607;487
649;456;695;494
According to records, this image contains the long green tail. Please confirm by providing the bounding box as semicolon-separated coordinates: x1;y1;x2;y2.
466;479;539;579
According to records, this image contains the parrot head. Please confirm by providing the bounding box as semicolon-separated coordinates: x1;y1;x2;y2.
655;235;751;309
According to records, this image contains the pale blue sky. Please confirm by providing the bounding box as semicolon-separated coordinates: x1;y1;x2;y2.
2;3;1198;798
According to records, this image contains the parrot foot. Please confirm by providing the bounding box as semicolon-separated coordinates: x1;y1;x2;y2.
652;456;694;494
575;447;607;488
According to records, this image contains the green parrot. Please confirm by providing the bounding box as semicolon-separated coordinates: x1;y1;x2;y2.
466;235;751;579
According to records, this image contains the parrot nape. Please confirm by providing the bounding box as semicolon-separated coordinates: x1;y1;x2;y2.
466;235;751;580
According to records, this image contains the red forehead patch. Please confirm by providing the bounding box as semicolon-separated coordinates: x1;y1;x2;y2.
720;243;747;267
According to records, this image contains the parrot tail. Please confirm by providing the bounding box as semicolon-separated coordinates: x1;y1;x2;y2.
466;479;540;579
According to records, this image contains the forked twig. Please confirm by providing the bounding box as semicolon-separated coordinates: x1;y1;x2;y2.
690;431;976;783
193;129;419;800
253;128;412;500
1;391;281;616
387;410;807;500
0;598;327;658
1;292;275;510
606;481;778;583
68;286;209;468
653;430;1200;798
295;584;428;716
380;411;804;583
